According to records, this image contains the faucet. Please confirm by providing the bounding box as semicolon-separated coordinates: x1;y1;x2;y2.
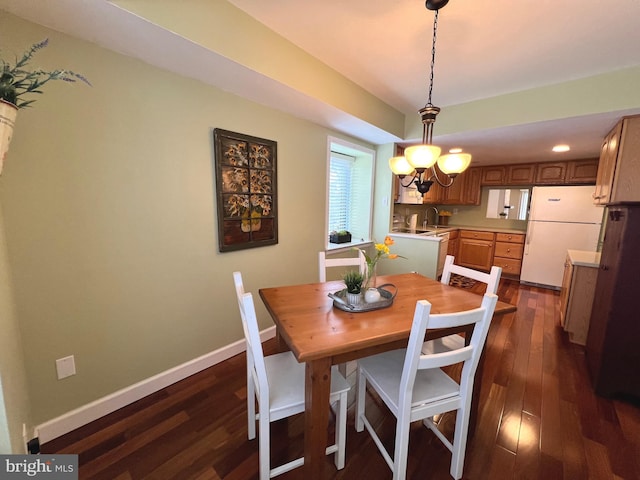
429;206;439;226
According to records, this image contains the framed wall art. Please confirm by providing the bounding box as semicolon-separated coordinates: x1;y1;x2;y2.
213;128;278;252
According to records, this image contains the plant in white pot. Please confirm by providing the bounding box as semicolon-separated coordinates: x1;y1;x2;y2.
342;270;365;305
0;38;91;174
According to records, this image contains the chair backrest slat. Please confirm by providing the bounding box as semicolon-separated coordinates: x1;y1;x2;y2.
318;250;366;282
400;293;498;405
440;255;502;295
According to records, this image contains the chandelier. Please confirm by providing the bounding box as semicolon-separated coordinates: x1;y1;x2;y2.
389;0;471;194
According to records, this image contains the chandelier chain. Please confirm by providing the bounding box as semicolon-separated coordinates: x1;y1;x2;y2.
427;10;439;107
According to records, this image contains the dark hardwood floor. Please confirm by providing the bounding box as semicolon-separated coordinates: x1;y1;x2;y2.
43;280;640;479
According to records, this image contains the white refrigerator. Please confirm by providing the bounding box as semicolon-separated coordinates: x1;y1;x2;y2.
520;185;604;289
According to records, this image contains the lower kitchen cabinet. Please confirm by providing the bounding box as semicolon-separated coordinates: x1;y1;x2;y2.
457;230;495;271
447;229;459;256
493;233;525;277
560;251;598;345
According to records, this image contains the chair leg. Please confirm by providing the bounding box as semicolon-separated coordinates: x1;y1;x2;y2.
334;391;348;470
392;411;411;480
355;368;366;432
450;406;471;480
258;406;270;480
247;374;256;440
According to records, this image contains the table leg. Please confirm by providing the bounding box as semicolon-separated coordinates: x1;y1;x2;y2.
304;357;332;479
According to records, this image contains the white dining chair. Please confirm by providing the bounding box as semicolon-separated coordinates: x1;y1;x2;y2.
355;293;498;480
232;272;350;480
423;255;502;355
318;250;366;282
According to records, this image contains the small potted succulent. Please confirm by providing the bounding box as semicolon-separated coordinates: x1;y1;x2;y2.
342;270;365;305
0;38;91;174
329;230;352;244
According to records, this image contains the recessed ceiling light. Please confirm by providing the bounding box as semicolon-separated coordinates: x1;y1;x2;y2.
552;144;570;153
448;147;463;154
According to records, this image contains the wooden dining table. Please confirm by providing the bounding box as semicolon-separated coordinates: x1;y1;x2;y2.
259;272;516;479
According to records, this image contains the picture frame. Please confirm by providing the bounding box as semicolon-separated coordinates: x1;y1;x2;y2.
213;128;278;252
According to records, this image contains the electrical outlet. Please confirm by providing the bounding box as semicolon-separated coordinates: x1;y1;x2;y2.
56;355;76;380
453;208;459;214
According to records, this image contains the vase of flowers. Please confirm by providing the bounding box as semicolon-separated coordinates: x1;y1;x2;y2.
342;270;365;305
0;38;91;174
355;236;406;291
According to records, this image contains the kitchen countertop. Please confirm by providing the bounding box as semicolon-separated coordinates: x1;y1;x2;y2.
389;230;446;242
389;224;527;239
567;249;601;268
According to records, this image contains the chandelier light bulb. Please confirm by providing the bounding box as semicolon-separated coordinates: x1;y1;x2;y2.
404;144;441;170
388;156;414;176
437;153;472;175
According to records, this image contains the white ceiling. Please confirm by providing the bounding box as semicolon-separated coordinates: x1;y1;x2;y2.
2;0;640;165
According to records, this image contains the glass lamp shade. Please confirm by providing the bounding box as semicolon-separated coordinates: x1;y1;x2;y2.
437;153;472;175
388;156;414;176
404;144;441;170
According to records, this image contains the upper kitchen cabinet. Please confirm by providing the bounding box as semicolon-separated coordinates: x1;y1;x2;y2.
506;164;537;184
593;115;640;205
424;166;482;205
535;160;598;185
422;179;444;204
565;159;599;184
481;166;506;185
462;167;482;205
482;164;536;185
535;162;566;184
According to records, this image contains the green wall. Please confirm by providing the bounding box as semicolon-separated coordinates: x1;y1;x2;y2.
0;13;375;427
2;1;640;444
0;202;30;453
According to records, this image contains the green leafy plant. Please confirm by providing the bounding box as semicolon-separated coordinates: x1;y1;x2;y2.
342;270;365;294
0;38;91;109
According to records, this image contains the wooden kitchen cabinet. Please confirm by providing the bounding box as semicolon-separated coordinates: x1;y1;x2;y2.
566;159;599;184
462;167;482;205
440;170;465;204
493;233;525;278
424;167;481;206
560;253;598;345
506;164;536;184
457;230;495;271
447;229;459;257
422;178;444;204
481;166;506;185
479;159;599;187
593;115;640;205
535;162;567;184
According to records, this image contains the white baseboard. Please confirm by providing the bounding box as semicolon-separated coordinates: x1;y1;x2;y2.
36;326;276;444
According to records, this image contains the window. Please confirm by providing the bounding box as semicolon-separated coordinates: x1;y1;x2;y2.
326;137;375;247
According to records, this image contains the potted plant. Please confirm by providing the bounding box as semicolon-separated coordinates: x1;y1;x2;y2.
0;38;91;174
330;230;352;244
342;270;365;305
438;210;452;226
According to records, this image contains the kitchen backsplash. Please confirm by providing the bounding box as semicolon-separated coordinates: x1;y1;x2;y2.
394;187;528;231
